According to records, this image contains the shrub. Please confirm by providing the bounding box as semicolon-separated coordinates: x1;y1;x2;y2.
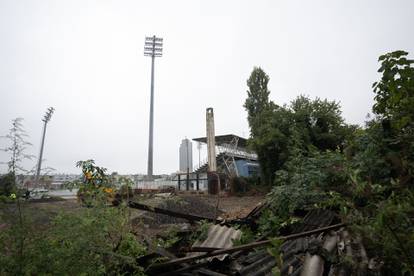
0;172;16;197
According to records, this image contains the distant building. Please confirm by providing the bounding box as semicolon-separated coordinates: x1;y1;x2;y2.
179;138;193;173
50;174;81;189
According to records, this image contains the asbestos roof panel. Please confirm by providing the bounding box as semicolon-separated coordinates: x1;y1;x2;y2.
292;209;335;233
280;209;336;275
189;224;242;262
234;250;277;276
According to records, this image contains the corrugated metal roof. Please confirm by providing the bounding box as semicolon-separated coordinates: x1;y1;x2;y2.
189;224;242;261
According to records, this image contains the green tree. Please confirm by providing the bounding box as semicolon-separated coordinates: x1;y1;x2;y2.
250;105;292;185
244;67;272;136
245;90;350;184
290;96;352;151
372;50;414;185
373;50;414;129
1;118;33;174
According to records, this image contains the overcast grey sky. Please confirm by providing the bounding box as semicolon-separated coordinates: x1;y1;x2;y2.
1;0;413;174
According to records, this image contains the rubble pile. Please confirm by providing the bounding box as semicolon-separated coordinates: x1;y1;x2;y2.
128;197;371;275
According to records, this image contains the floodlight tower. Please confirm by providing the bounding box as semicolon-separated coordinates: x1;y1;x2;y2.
144;35;163;180
34;107;54;188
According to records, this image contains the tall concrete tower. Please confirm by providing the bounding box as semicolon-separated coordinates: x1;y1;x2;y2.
179;138;193;173
206;108;217;172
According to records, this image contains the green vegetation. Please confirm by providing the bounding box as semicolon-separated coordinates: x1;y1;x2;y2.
0;118;33;175
0;118;34;197
0;161;147;275
71;160;116;206
245;51;414;274
0;172;16;199
189;220;212;243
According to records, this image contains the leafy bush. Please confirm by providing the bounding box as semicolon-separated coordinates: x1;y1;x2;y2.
0;199;147;275
1;160;148;275
230;176;265;194
115;176;135;200
64;160;115;206
355;190;414;273
0;172;16;197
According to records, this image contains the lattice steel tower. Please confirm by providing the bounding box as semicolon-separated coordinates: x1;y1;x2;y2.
144;35;163;179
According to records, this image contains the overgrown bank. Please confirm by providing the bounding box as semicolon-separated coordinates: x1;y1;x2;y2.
245;50;414;274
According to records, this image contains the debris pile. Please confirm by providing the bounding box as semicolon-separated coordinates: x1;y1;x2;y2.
126;196;375;276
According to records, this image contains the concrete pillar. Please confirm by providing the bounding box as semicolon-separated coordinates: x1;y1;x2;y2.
206;108;217;172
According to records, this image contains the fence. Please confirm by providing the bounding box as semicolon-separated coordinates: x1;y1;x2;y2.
133;179;209;191
133;180;177;190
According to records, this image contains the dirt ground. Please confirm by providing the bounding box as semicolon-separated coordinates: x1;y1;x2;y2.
0;194;264;233
187;194;265;220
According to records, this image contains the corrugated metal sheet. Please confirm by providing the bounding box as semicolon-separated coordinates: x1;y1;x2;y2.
189;224;242;261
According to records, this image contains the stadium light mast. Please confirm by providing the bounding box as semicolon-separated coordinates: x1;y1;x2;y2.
144;35;163;180
34;107;54;188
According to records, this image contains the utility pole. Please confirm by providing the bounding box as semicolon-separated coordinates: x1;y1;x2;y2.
144;35;163;180
34;107;54;188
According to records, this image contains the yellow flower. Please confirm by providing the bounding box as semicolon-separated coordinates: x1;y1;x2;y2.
104;188;113;194
9;193;16;200
85;172;92;180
